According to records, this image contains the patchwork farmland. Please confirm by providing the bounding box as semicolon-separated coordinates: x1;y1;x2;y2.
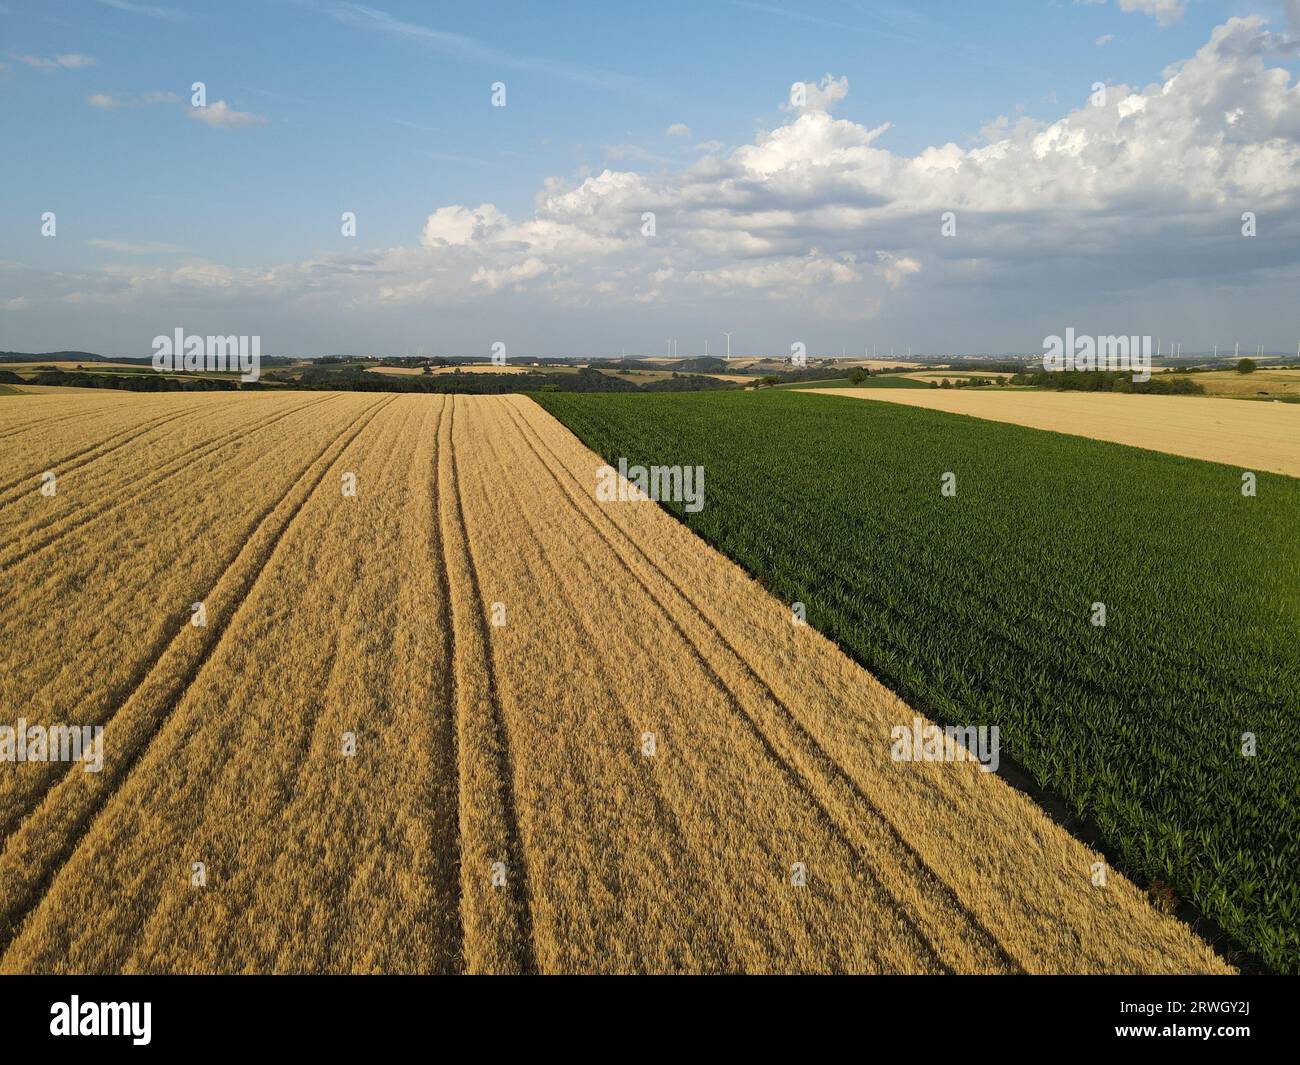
537;388;1300;973
0;390;1238;974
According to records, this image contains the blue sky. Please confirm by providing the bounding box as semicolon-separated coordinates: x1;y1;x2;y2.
2;0;1299;356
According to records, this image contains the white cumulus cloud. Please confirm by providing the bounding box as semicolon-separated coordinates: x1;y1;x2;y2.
187;100;268;129
784;74;850;114
1118;0;1185;26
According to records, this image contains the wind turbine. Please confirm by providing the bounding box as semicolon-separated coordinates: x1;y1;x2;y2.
723;331;733;360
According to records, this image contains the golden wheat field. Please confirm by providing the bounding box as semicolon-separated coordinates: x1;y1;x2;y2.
801;386;1300;477
0;390;1229;974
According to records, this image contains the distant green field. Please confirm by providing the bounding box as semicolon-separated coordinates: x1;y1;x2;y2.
0;384;22;395
536;388;1300;972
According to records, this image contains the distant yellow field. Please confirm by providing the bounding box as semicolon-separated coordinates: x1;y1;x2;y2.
0;390;1224;973
799;387;1300;477
366;365;431;376
1172;368;1300;398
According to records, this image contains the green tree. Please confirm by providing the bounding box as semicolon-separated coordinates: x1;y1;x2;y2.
1236;358;1257;374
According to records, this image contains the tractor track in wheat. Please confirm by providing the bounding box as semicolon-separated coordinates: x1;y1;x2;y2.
0;395;395;959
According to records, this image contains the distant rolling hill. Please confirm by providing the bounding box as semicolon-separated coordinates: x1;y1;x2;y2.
0;351;145;363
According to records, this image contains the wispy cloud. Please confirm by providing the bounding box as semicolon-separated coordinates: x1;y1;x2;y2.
604;143;672;165
420;150;497;166
187;100;269;129
238;85;313;105
1118;0;1185;27
1096;33;1116;46
306;1;653;95
95;0;189;20
730;1;851;32
384;115;439;133
13;53;95;71
87;89;179;109
86;238;186;255
731;0;937;45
